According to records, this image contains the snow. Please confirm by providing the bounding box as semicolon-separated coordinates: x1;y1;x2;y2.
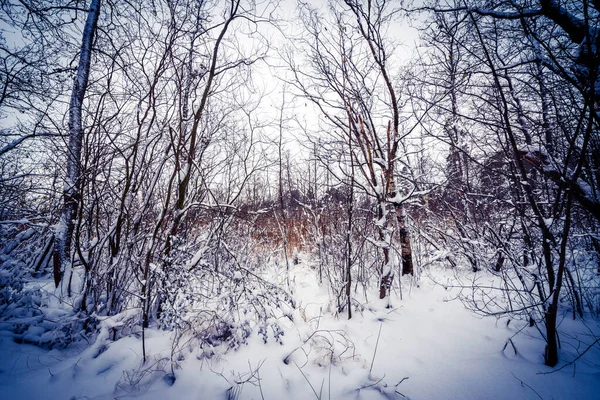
388;191;409;205
367;237;391;249
382;262;393;277
577;178;596;201
187;245;208;269
1;263;599;399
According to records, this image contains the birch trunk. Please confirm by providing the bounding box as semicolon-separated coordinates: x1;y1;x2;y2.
53;0;101;289
395;203;414;276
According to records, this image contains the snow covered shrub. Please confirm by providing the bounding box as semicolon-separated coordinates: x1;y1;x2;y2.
283;329;357;368
115;355;172;395
185;266;293;351
140;214;296;356
0;225;77;347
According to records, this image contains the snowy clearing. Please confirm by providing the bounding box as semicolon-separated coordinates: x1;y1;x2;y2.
1;263;599;400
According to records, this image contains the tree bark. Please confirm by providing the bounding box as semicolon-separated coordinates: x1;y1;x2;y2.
397;204;414;276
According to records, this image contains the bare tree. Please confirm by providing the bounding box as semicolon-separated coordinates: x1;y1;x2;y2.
287;0;419;301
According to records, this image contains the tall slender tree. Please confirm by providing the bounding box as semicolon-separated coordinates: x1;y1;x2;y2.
53;0;101;289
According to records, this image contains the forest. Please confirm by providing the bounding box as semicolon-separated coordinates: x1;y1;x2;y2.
0;0;599;399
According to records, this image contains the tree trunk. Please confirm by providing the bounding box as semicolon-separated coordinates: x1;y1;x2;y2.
53;0;101;288
396;204;414;276
544;302;559;367
378;203;393;300
278;91;291;289
346;138;354;319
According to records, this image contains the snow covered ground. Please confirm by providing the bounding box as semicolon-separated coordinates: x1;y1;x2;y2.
1;261;599;399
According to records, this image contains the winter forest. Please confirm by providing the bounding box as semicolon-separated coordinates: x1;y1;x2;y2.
1;0;599;398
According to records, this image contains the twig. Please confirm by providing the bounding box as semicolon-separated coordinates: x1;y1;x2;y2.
511;372;543;400
293;361;321;399
396;377;409;386
256;364;265;400
395;376;410;397
502;338;518;355
356;373;386;392
328;352;332;400
370;322;383;374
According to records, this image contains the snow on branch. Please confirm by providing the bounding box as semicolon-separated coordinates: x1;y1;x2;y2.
420;0;588;44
